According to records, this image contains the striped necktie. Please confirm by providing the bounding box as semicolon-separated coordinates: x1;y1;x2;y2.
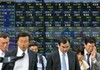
87;54;90;70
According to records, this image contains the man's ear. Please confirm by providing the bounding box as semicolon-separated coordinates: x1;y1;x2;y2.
57;44;59;48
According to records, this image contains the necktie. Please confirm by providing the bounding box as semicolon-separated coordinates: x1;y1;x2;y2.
10;52;25;62
62;53;67;70
87;54;90;70
0;52;25;63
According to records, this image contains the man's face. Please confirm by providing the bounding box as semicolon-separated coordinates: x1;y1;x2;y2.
58;41;70;53
29;46;38;53
17;36;29;51
84;43;95;54
0;37;9;52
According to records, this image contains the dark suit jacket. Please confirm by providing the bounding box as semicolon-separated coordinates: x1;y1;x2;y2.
46;50;80;70
2;48;37;70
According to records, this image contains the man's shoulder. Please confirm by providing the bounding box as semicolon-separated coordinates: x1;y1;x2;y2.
96;52;100;55
51;50;59;55
96;52;100;58
68;50;77;55
5;48;17;56
50;50;76;55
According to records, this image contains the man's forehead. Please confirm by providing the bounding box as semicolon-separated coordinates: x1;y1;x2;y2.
60;42;70;45
18;36;29;39
87;42;95;45
0;37;9;40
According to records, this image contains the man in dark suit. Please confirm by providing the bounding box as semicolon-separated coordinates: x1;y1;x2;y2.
83;36;100;70
29;41;47;70
46;36;80;70
2;32;37;70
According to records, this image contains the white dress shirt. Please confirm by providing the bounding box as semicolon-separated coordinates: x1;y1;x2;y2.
37;54;47;70
59;49;69;70
84;49;92;67
14;47;29;70
0;50;5;70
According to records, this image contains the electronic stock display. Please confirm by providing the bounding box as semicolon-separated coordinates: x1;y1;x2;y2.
0;0;100;55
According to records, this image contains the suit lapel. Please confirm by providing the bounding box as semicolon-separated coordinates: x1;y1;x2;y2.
56;50;61;70
11;48;17;56
9;48;17;69
28;50;33;70
83;53;93;69
28;50;37;70
67;51;72;70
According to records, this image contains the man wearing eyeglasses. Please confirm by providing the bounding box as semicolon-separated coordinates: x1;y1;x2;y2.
46;36;80;70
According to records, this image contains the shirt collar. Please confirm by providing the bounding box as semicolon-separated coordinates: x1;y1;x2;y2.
17;47;28;56
84;49;91;56
58;49;67;56
0;50;5;57
84;49;88;56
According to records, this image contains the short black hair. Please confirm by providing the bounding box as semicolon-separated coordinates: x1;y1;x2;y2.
84;36;96;45
57;35;70;45
0;32;9;38
29;41;39;48
72;44;84;55
17;32;31;41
